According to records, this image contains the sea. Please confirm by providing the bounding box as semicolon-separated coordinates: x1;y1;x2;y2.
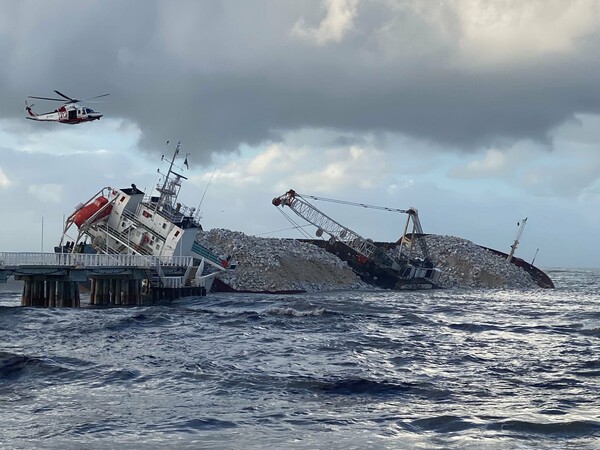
0;268;599;449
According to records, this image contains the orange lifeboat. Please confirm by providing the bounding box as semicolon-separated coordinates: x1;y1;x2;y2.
74;196;112;228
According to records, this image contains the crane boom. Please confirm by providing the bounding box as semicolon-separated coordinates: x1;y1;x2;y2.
273;190;402;270
272;189;441;288
300;193;431;262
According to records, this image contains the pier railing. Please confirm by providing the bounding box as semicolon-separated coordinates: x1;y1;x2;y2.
0;252;193;269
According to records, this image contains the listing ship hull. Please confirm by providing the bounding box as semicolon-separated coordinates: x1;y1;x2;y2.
303;238;554;289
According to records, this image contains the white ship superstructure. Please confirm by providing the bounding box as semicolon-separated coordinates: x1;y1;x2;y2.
58;142;227;294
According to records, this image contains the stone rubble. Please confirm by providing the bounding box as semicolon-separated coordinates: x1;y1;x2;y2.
197;229;538;292
387;234;537;289
196;229;368;292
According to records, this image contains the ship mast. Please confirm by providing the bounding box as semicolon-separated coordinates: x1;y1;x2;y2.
507;217;527;261
155;140;185;212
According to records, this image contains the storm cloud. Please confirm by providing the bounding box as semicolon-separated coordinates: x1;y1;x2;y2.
2;0;600;161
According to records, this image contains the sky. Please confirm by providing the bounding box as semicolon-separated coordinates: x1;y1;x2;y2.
0;0;599;269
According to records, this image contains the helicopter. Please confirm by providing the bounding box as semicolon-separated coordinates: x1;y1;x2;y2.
25;90;109;124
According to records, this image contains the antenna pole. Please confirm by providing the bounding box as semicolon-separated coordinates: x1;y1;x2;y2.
531;248;539;265
41;214;44;252
161;140;180;193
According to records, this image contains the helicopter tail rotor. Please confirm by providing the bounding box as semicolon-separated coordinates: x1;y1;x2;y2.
24;100;37;117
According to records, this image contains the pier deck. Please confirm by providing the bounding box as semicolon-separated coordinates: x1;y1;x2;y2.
0;252;206;307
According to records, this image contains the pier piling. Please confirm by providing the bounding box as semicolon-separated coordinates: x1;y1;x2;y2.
19;276;80;308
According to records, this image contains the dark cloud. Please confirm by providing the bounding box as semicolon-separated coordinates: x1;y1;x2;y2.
2;0;600;162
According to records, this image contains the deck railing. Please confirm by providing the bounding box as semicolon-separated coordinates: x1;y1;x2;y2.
0;252;193;268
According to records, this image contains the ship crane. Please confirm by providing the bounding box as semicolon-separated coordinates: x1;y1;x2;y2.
273;190;403;271
297;193;432;263
272;190;439;287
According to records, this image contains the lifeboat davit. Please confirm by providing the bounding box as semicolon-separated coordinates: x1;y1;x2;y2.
74;196;112;228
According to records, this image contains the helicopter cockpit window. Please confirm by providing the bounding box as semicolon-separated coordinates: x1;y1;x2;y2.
86;108;92;113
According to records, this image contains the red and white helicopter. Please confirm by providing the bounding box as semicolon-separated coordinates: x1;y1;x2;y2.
25;90;109;124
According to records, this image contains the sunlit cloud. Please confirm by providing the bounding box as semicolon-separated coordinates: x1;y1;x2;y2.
453;148;508;178
2;118;141;156
28;183;63;203
387;180;414;195
411;0;600;67
0;167;11;188
292;0;358;45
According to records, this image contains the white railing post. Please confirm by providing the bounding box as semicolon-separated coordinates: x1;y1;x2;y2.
0;252;193;269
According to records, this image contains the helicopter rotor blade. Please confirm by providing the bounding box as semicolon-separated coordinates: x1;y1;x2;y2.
82;93;110;102
28;95;66;101
28;91;109;105
54;90;78;103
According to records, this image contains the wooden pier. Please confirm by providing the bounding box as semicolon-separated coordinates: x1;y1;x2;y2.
0;252;208;307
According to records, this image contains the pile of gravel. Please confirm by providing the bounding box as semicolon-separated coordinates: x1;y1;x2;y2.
196;229;367;292
197;229;538;292
388;234;537;289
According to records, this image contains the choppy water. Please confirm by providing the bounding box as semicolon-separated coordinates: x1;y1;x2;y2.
1;268;599;449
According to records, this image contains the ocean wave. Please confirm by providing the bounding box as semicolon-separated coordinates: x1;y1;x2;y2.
490;419;600;437
396;312;432;325
0;305;21;315
267;307;326;317
579;321;600;336
409;415;477;433
288;376;452;399
149;417;238;433
447;322;501;333
0;351;78;381
0;269;598;448
100;368;142;384
103;311;178;331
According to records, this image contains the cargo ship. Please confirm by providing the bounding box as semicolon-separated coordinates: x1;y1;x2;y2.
56;141;230;301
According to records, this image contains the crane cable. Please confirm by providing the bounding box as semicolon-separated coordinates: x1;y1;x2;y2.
298;191;430;262
300;194;409;214
275;207;314;240
255;223;314;237
195;167;216;221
